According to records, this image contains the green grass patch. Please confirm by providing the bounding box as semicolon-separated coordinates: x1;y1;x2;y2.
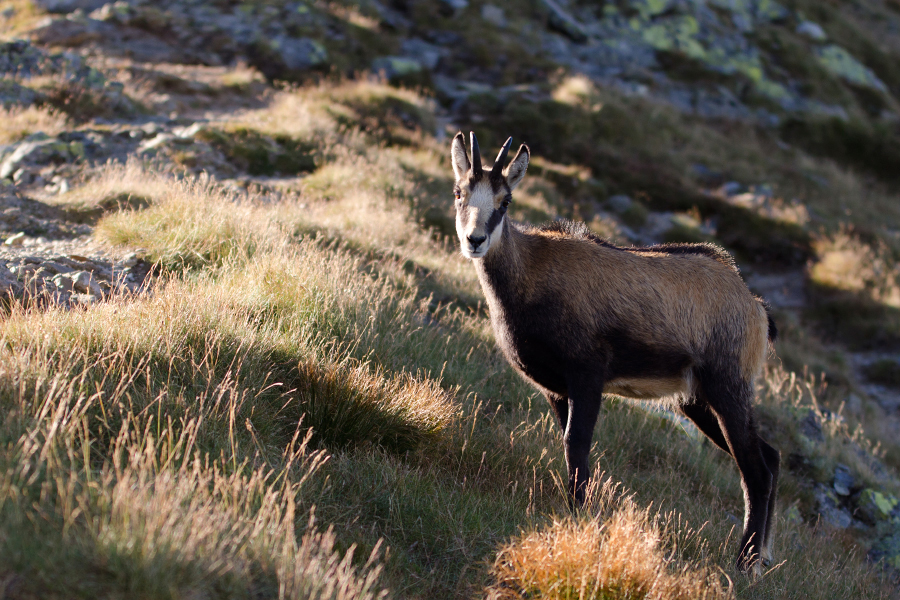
780;116;900;185
198;127;317;176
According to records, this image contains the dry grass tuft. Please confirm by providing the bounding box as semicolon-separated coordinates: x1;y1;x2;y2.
810;229;900;308
0;104;68;143
488;483;731;600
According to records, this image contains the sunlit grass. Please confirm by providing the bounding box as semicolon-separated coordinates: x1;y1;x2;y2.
0;104;67;143
3;74;899;598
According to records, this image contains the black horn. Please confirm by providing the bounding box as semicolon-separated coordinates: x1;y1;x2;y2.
491;136;513;178
470;131;483;177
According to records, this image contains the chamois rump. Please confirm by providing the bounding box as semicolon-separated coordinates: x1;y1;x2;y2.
450;132;780;574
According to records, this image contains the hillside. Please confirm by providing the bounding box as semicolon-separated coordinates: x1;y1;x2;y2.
2;0;900;598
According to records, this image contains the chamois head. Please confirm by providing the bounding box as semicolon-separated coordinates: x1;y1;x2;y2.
451;132;529;258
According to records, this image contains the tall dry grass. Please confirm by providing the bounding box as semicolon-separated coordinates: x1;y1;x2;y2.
0;104;68;143
0;321;387;598
4;76;899;598
488;481;731;600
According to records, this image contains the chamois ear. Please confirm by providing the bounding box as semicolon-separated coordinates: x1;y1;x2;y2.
451;132;470;181
504;144;530;190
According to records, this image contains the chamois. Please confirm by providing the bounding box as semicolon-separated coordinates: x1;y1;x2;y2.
450;132;780;574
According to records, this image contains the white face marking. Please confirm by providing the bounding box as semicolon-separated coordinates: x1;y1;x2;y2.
456;179;502;259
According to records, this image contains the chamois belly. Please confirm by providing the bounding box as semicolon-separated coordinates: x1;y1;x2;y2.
604;374;693;400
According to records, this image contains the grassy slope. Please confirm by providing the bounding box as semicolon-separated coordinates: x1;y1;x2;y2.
0;78;896;599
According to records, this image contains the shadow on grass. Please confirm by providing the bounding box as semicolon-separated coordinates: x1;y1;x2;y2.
806;281;900;350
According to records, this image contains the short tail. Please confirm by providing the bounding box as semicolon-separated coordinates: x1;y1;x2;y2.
765;305;778;344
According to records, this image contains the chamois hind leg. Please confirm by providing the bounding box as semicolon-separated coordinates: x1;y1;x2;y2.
759;439;780;564
699;369;774;576
563;374;604;507
679;400;732;456
544;391;569;434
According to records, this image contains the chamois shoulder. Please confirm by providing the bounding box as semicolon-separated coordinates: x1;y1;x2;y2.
534;219;738;273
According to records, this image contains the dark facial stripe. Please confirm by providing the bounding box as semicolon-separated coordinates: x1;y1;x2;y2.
486;205;506;235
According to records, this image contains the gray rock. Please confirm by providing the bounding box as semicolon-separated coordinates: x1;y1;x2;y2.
275;37;327;72
90;1;131;23
250;36;328;81
481;4;506;28
0;80;39;107
833;464;854;496
607;194;632;213
0;139;73;180
12;169;34;186
540;0;587;43
3;232;24;247
51;273;74;293
31;0;107;13
439;0;468;12
69;270;103;296
40;261;73;275
30;16;106;47
400;38;445;71
372;56;422;79
814;484;852;529
796;21;827;42
799;409;824;443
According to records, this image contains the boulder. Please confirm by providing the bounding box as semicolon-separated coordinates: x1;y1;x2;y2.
0;138;74;180
855;489;899;525
816;45;888;92
248;36;327;81
30;16;107;47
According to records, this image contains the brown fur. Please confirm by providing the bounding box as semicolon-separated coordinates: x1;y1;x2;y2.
451;132;780;576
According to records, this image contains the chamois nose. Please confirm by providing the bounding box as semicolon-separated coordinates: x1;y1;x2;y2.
467;234;486;250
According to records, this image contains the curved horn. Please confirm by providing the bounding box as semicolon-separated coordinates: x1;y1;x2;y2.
491;136;513;178
470;131;483;177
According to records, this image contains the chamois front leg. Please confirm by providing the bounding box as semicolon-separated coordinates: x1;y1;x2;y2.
544;391;569;433
563;374;604;507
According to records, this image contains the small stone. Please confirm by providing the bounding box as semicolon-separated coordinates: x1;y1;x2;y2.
70;292;97;305
121;252;138;267
58;179;69;194
400;38;445;70
540;0;587;43
69;270;103;296
814;484;852;529
4;232;25;246
175;122;205;138
138;133;175;153
796;21;827;42
440;0;468;12
51;273;74;292
720;181;745;196
606;194;632;213
799;409;824;443
371;56;422;79
481;4;506;27
833;464;853;496
12;169;33;185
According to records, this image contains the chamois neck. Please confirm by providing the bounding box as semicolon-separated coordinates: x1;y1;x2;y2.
474;219;528;289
